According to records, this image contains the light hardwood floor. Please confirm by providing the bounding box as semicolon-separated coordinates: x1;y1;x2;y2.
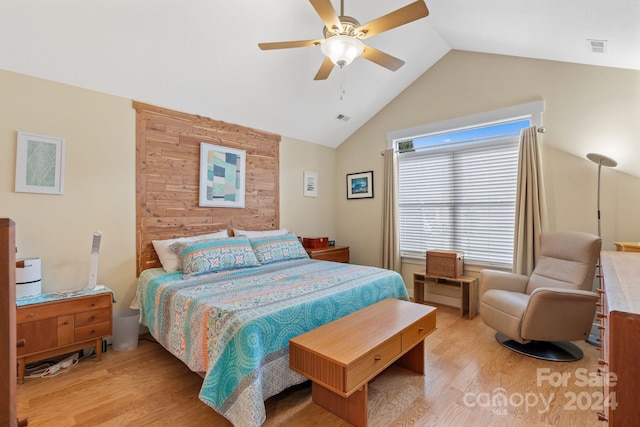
17;305;603;426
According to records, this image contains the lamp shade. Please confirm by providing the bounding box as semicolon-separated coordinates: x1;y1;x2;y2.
320;35;364;68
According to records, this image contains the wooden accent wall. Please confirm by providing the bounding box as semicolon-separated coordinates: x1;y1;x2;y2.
134;102;280;276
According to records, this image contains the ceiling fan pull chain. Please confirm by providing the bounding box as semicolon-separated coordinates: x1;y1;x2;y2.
340;67;346;100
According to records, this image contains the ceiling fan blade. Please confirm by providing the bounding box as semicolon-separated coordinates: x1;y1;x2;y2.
355;0;429;40
361;45;405;71
314;56;335;80
309;0;343;33
258;40;322;50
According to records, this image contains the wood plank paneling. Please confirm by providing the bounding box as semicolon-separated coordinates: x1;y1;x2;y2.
133;102;280;276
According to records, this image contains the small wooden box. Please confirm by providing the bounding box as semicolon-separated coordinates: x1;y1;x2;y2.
426;250;464;278
302;237;329;249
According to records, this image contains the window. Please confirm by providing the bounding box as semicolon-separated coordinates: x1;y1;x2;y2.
388;102;543;268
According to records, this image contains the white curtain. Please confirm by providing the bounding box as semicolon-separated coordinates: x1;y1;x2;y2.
381;149;400;272
513;126;548;275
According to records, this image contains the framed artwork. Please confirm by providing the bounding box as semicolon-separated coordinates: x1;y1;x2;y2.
199;143;246;208
15;132;66;195
303;171;318;197
346;171;374;199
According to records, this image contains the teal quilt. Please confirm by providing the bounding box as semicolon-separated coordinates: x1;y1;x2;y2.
137;258;408;426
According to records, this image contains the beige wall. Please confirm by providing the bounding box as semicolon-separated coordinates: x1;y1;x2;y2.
0;69;338;312
280;137;337;241
335;50;640;298
0;69;137;310
4;50;640;306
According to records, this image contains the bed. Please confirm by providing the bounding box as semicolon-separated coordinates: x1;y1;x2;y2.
136;233;408;426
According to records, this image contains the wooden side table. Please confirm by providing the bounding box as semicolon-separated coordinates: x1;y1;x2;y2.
16;286;113;383
413;271;478;319
305;245;349;263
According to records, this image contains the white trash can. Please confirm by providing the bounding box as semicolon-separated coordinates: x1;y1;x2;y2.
112;309;140;351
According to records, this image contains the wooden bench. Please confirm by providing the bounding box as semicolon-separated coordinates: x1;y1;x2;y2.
289;298;437;427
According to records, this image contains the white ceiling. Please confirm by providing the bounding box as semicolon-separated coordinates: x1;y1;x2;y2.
1;0;639;148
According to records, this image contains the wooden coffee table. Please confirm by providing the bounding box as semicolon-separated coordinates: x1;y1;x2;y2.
289;298;437;427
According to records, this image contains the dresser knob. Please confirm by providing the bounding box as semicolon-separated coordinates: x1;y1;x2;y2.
29;313;35;318
374;355;382;361
597;412;608;422
16;339;25;348
597;312;607;319
598;358;608;366
418;327;424;332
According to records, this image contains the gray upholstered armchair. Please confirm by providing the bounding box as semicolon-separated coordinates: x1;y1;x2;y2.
479;231;602;361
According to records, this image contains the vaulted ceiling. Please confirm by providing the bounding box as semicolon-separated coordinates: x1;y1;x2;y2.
1;0;638;148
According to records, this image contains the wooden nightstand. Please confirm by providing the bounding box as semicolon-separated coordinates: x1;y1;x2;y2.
16;286;113;383
305;245;350;263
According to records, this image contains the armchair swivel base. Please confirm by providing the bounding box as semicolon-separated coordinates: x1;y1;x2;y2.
495;333;583;362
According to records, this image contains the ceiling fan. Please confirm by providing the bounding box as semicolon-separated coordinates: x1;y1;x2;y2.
258;0;429;80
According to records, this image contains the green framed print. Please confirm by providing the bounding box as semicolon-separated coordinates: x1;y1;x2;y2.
15;132;66;195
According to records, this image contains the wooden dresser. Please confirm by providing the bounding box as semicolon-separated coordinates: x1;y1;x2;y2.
305;245;349;263
598;251;640;425
16;288;113;383
613;241;640;252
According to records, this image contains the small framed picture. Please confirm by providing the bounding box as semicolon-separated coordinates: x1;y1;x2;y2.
303;171;318;197
199;142;246;208
346;171;374;200
15;132;66;195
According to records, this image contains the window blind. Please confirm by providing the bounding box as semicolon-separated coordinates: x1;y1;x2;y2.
398;137;519;267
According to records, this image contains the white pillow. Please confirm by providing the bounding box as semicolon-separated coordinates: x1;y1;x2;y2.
233;228;289;238
152;230;229;272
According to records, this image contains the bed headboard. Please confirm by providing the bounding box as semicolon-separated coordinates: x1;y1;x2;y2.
133;102;280;276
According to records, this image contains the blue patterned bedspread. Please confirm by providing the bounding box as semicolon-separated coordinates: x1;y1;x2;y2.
137;258;408;426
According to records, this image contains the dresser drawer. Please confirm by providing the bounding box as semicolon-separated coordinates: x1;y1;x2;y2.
17;294;111;323
402;310;436;350
75;307;111;327
346;335;401;392
75;321;111;342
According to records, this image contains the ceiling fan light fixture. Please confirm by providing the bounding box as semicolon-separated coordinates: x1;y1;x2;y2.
321;35;364;68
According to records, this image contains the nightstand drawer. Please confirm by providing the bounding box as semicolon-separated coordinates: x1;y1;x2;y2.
306;246;350;263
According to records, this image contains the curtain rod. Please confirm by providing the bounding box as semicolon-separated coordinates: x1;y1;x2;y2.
381;126;547;156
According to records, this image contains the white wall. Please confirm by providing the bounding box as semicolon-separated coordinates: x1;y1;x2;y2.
335;50;640;297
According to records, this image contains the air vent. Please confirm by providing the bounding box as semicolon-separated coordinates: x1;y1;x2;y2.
335;114;350;122
588;39;608;54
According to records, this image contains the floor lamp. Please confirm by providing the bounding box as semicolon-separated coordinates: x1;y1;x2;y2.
586;152;617;346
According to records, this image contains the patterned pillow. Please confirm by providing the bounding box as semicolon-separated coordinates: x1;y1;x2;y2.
152;230;229;272
170;236;261;277
250;233;309;264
